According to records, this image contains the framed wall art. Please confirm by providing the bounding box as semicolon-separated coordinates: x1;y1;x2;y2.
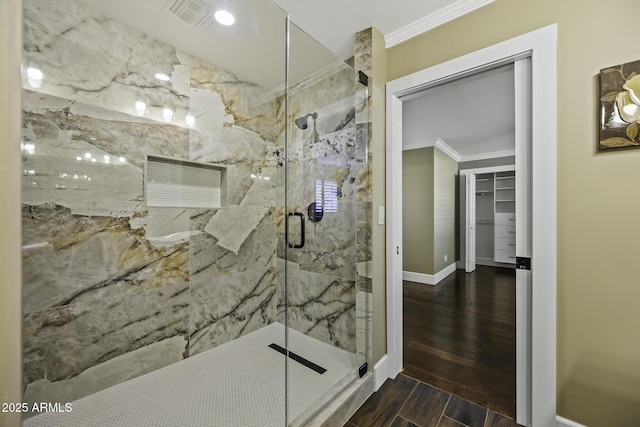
599;58;640;152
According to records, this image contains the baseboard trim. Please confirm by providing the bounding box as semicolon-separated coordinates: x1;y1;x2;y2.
373;355;389;391
403;271;435;285
435;263;457;282
403;263;457;285
556;415;587;427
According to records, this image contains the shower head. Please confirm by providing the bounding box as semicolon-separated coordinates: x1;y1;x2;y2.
295;112;318;130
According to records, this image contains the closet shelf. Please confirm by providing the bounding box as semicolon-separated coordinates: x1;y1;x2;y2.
476;219;494;225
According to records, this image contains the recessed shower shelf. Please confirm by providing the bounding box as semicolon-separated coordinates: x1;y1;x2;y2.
145;155;227;209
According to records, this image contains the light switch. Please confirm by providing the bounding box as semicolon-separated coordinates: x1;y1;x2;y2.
378;206;385;225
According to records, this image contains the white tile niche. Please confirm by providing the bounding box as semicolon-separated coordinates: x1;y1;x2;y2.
145;155;226;209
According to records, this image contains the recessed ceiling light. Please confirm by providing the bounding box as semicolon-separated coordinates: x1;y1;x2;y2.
155;73;170;82
214;10;235;26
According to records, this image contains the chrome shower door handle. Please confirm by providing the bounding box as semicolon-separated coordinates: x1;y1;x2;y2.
287;212;305;249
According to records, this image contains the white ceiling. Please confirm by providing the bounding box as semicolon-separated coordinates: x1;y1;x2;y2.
272;0;456;59
403;64;515;158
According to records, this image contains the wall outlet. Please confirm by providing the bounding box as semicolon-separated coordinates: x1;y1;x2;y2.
444;254;448;262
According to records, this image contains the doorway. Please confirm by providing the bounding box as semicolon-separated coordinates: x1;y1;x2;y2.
384;25;557;427
400;62;519;418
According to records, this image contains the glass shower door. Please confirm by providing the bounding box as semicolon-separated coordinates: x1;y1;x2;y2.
282;22;362;425
21;0;291;425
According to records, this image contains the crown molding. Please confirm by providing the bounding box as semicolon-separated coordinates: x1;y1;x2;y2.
402;138;462;163
384;0;495;48
434;138;461;162
459;149;515;162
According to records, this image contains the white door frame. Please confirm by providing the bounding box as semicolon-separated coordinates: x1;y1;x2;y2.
464;172;476;273
385;24;557;426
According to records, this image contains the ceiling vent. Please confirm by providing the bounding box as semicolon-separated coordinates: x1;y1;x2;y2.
165;0;213;29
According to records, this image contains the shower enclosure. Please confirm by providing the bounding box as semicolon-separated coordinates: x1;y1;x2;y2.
19;0;367;425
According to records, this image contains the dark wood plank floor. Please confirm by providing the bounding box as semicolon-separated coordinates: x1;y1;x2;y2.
402;266;516;419
348;374;518;427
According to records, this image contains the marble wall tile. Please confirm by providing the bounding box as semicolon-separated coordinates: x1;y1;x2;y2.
277;202;356;280
356;202;373;264
190;208;276;282
354;29;373;77
22;204;188;313
22;92;190;170
188;118;279;207
130;208;192;248
23;0;190;122
354;123;370;202
190;57;277;142
204;205;270;255
278;260;356;352
286;66;355;130
23;336;187;413
23;283;189;399
189;267;278;356
241;167;278;206
22;93;191;217
356;291;373;367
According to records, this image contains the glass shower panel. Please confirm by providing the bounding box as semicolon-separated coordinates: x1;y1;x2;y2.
283;22;360;426
21;0;290;426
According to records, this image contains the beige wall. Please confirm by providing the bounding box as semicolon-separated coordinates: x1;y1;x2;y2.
370;27;388;366
402;148;435;274
433;148;457;273
0;0;23;426
402;147;457;276
388;0;640;425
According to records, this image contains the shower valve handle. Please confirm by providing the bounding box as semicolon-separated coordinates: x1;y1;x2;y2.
287;212;305;249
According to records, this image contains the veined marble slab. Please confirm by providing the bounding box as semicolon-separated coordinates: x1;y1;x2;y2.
22;93;190;169
189;267;278;356
22;204;188;313
130;208;192;248
190;208;276;282
190;56;277;142
23;336;187;414
189;124;278;207
356;291;373;367
277;259;356;352
204;205;270;255
23;283;189;403
277;201;356;280
240;167;278;207
23;0;190;123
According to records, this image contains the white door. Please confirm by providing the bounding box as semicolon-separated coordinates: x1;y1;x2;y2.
515;57;533;426
465;173;476;273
